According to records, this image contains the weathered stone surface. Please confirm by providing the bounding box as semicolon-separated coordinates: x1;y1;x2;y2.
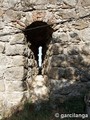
0;67;5;80
5;44;26;56
81;55;90;66
0;55;8;66
0;9;4;17
21;0;49;6
49;43;63;55
10;33;25;45
0;36;10;42
0;55;26;67
6;92;23;103
6;81;26;92
4;67;25;81
60;10;77;19
10;56;26;67
0;42;5;53
30;75;49;102
0;93;5;117
3;10;21;22
50;79;71;92
82;45;90;55
2;0;21;8
67;46;80;55
0;81;5;92
53;32;69;42
47;67;59;79
0;100;3;109
50;55;67;67
80;28;90;42
28;59;36;67
63;0;77;6
81;0;90;7
73;20;88;30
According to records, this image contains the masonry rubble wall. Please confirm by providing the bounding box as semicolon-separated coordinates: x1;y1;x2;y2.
0;0;90;118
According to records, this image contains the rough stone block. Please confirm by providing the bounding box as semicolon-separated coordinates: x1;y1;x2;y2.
0;36;9;42
10;33;25;45
0;92;5;109
0;100;4;110
0;67;5;80
73;20;88;30
6;92;23;103
4;66;25;81
0;81;5;92
80;28;90;42
2;0;21;8
0;55;7;66
48;67;59;79
0;42;5;53
0;8;4;17
81;0;90;7
28;59;35;67
82;45;90;55
22;0;48;6
0;55;26;67
6;81;26;92
58;68;66;78
5;44;26;56
4;9;21;22
64;67;75;79
47;66;73;79
50;43;63;55
10;56;26;67
53;33;69;43
63;0;77;6
50;55;67;67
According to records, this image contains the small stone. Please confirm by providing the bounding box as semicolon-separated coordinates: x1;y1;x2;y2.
69;32;78;38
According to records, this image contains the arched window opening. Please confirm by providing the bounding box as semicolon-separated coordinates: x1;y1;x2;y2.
24;21;53;74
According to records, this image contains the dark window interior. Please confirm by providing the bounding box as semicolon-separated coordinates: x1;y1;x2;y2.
23;21;53;73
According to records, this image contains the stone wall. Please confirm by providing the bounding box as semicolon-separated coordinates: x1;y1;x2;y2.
0;0;90;119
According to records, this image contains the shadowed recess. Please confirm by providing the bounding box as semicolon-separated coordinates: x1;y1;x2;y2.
24;21;53;70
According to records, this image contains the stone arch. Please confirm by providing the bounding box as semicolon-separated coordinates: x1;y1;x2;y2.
23;21;54;74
